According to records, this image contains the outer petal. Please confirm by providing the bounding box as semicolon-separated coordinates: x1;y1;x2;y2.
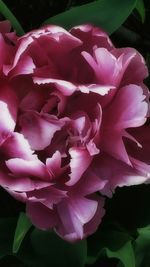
26;201;58;229
70;24;113;52
56;195;104;242
84;195;105;238
8;25;82;74
112;47;148;86
91;153;148;197
101;85;148;164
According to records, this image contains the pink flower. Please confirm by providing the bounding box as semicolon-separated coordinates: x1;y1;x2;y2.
0;22;149;242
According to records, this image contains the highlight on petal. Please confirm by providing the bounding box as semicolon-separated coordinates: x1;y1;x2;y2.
6;158;49;180
56;195;105;242
33;77;76;96
1;132;34;160
19;111;65;150
67;147;92;186
70;24;113;51
0;86;18;144
101;84;148;164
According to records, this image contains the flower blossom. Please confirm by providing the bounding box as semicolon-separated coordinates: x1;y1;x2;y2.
0;21;149;242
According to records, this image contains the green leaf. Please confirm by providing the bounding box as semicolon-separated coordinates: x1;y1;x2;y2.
0;217;17;259
13;212;32;254
136;0;145;23
87;225;134;265
134;226;150;267
43;0;137;34
30;229;87;267
106;241;135;267
0;0;24;35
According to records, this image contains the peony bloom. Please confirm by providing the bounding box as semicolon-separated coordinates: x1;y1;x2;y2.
0;21;150;242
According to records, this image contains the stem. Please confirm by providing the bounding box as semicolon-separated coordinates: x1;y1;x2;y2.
0;0;24;35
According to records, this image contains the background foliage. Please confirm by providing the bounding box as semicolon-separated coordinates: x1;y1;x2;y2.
0;1;150;266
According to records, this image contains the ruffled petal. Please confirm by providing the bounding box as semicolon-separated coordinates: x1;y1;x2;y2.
19;111;65;150
1;132;34;160
67;147;92;186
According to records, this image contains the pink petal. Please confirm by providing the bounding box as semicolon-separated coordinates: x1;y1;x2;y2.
27;186;66;209
69;196;98;224
0;170;50;192
0;86;18;144
78;84;115;95
72;169;107;196
46;151;62;177
101;85;148;163
109;85;148;129
1;132;34;160
84;195;105;237
26;201;58;229
20;87;49;112
70;24;113;52
82;48;120;85
8;55;35;77
56;200;84;242
113;47;148;86
19;111;64;150
91;153;148;197
67;147;92;186
41;91;66;116
33;77;76;96
6;158;50;180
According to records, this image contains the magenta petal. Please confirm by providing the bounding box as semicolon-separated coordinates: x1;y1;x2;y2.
69;196;98;224
33;77;76;96
56;195;104;242
9;55;35;77
113;47;148;85
101;85;148;163
27;186;66;209
70;24;113;51
0;170;50;192
0;86;18;144
84;195;105;237
6;158;49;180
67;147;92;186
19;111;64;150
46;151;62;177
78;84;115;95
92;153;148;197
26;201;57;229
1;132;34;160
111;85;148;129
56;200;84;242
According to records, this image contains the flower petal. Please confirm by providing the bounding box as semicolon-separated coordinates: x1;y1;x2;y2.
67;147;92;186
19;111;64;150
